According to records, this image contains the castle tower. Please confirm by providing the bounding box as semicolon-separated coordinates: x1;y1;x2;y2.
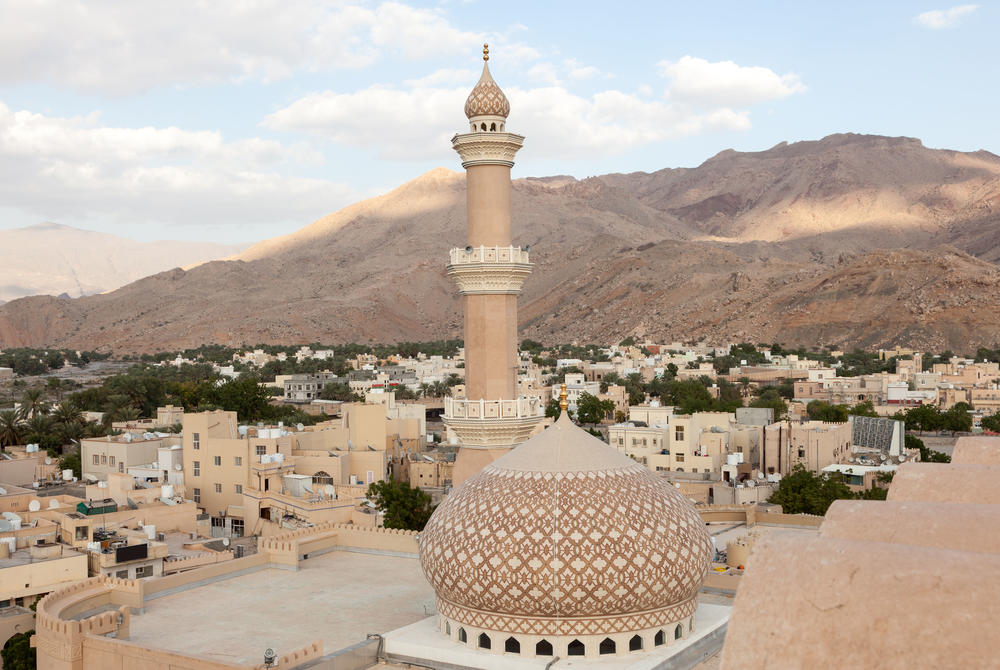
445;45;543;486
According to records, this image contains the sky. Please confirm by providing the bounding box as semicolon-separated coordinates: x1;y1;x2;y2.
0;1;995;243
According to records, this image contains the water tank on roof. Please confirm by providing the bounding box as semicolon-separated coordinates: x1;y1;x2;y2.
144;525;156;540
161;485;174;499
62;469;73;481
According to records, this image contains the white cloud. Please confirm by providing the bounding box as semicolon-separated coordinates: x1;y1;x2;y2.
264;82;754;162
527;63;561;86
0;102;354;230
0;1;534;93
659;55;805;107
914;4;979;28
564;59;601;80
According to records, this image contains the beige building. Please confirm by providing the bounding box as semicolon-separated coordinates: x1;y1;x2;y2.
82;433;180;481
761;420;852;476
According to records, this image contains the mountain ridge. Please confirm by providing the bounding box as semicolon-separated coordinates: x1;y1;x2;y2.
1;133;998;353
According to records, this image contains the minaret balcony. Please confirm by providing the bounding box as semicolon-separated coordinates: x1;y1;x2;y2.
447;246;532;295
443;396;545;448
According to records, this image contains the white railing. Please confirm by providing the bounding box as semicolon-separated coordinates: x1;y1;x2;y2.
449;245;530;266
444;396;544;420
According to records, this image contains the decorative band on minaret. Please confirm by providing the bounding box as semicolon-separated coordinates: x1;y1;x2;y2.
445;46;544;485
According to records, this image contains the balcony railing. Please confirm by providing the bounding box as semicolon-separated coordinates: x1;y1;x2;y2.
444;396;544;420
449;245;530;266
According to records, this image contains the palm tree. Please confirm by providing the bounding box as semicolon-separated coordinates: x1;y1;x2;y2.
18;389;48;420
52;402;84;427
0;410;23;450
102;395;129;427
24;415;54;446
114;407;141;423
418;383;430;398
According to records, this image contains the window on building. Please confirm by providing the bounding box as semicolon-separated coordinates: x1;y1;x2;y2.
675;624;683;640
312;471;333;486
366;470;375;484
600;638;616;655
654;630;665;646
193;488;201;503
235;484;242;494
234;457;242;466
536;640;553;656
135;565;153;578
478;633;491;650
214;483;222;493
256;445;266;456
101;454;107;464
231;519;244;536
675;453;685;462
458;628;467;643
568;640;585;656
675;426;685;441
109;456;115;467
213;456;221;466
629;635;643;652
115;570;128;579
504;637;520;654
119;463;124;473
93;455;100;465
75;526;88;540
193;432;200;450
193;461;200;476
798;449;805;458
211;517;224;528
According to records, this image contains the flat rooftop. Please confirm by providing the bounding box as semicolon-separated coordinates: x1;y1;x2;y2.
127;550;434;665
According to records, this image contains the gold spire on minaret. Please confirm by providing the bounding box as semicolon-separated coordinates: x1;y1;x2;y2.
559;383;569;412
483;43;489;61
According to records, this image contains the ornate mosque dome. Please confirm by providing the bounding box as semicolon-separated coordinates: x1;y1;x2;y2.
464;44;510;121
419;404;713;657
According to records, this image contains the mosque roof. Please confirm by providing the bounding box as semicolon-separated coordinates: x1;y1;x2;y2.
464;60;510;119
418;412;712;636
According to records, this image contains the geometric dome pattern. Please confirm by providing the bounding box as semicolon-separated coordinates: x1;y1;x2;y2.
464;63;510;119
419;416;713;636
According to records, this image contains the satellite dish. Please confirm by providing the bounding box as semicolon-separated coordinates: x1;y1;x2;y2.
48;499;60;509
222;538;230;546
45;457;52;465
28;500;41;512
174;464;182;471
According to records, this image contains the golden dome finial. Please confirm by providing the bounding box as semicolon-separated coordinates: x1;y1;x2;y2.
483;43;489;61
559;383;568;412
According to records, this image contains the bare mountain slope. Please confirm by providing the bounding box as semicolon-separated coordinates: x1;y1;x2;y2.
0;134;998;354
0;223;245;302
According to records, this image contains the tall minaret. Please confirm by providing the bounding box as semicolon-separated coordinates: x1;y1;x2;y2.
445;45;543;486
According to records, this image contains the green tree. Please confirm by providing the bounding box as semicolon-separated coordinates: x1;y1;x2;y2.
982;413;1000;433
749;388;788;420
768;465;854;515
848;400;878;417
52;401;84;427
544;397;574;420
806;400;849;423
202;376;271;422
576;392;614;424
943;403;972;434
905;434;950;463
60;449;82;479
366;480;434;531
319;383;355;402
0;410;23;449
18;388;48;420
1;630;36;670
904;404;943;434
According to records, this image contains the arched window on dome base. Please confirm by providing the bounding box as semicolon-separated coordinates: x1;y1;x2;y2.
445;622;451;636
458;627;467;643
504;637;520;654
536;640;553;656
629;635;643;652
478;633;491;650
675;624;683;640
599;638;616;655
568;640;585;656
654;630;665;646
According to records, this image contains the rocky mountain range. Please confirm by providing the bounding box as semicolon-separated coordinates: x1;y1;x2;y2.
0;133;998;354
0;223;244;303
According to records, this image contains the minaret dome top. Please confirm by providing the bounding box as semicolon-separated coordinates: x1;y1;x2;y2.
464;44;510;123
